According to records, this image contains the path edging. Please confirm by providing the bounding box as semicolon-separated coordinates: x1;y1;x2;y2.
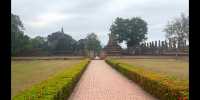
105;59;188;100
12;59;90;100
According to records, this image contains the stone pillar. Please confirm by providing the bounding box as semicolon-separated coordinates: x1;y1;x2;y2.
184;40;187;48
162;41;165;48
150;42;152;48
152;41;154;48
155;41;157;48
149;42;151;48
177;39;181;49
158;40;161;47
165;40;168;48
179;40;181;49
173;41;176;48
145;43;147;48
181;40;184;48
169;39;172;48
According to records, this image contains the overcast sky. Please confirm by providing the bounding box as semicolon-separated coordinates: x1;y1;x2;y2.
11;0;188;47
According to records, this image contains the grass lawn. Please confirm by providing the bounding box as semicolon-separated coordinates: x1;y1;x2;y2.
11;59;81;97
115;57;189;80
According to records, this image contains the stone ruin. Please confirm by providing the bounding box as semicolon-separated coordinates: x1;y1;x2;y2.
132;39;189;56
102;33;122;56
101;33;188;57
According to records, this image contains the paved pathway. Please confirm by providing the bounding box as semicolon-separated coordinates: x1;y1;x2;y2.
68;60;157;100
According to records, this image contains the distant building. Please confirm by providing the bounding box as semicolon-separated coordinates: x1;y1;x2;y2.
47;27;75;56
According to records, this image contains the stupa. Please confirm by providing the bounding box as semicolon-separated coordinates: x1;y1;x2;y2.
103;33;122;56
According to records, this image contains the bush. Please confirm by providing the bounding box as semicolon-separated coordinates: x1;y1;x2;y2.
13;59;90;100
106;59;189;100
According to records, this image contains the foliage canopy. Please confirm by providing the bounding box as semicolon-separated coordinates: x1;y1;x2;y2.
110;17;148;48
164;13;189;44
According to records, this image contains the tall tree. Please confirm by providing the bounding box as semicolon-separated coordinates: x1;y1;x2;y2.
47;31;76;53
11;13;31;56
85;33;102;56
110;17;148;48
75;39;87;55
164;13;189;45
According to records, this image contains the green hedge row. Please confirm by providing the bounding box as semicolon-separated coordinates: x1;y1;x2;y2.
13;59;90;100
106;59;189;100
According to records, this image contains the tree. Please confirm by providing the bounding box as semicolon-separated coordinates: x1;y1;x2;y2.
30;36;49;54
11;13;31;56
110;17;148;48
164;13;189;46
30;36;46;49
85;33;102;56
75;39;87;55
47;31;77;54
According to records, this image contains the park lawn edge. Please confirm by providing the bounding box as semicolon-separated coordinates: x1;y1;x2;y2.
105;58;189;100
12;59;90;100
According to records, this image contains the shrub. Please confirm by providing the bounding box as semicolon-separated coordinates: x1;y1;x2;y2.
106;59;189;100
13;59;90;100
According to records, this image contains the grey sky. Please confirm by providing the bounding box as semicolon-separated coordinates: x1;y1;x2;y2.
11;0;188;47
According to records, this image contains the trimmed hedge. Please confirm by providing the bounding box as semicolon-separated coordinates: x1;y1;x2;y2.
106;59;189;100
13;59;90;100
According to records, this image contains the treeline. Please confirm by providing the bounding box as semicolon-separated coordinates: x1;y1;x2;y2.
11;13;101;56
12;12;188;56
110;13;189;50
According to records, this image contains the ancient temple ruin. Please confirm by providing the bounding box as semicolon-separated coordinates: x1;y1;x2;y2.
133;40;189;56
100;33;188;58
103;33;122;56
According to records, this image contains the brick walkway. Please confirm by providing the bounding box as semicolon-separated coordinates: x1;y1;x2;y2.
68;60;157;100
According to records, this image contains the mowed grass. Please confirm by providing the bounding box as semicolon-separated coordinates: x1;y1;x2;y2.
115;58;189;80
11;59;81;97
